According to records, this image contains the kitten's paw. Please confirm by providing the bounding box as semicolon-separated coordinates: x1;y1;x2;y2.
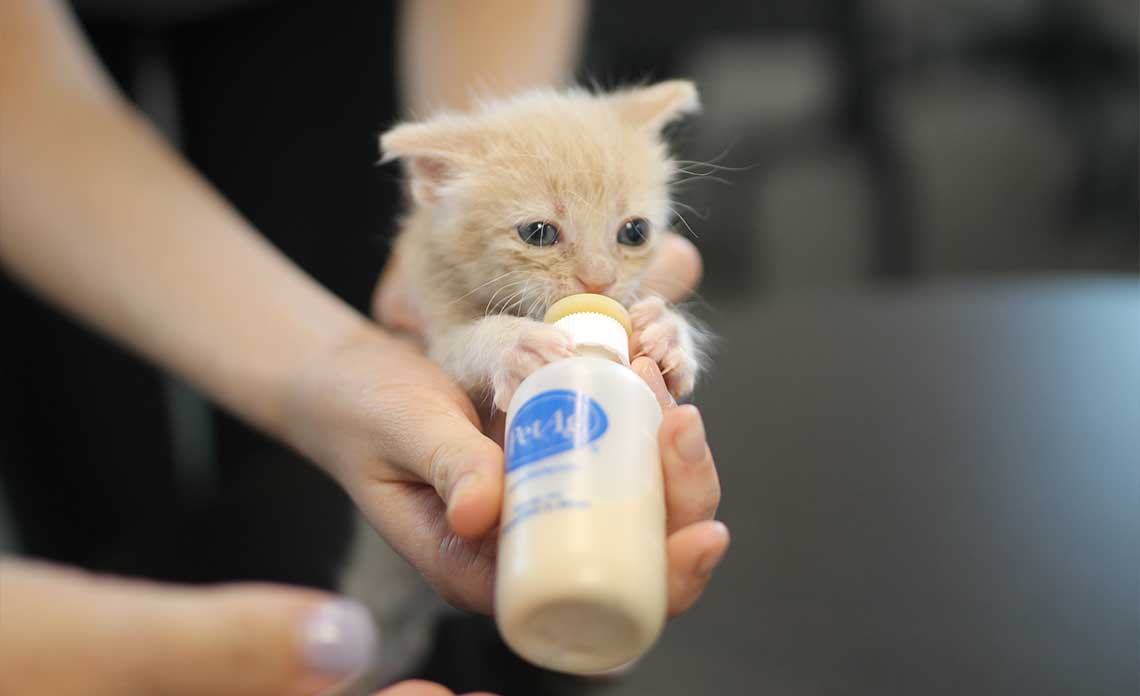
630;296;699;398
493;323;575;411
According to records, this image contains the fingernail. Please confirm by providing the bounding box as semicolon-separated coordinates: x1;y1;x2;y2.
696;549;725;577
302;599;378;676
634;357;675;408
696;528;729;577
448;472;479;515
675;406;706;463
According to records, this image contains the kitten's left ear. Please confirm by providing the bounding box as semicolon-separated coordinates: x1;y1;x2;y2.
379;118;478;205
612;79;701;132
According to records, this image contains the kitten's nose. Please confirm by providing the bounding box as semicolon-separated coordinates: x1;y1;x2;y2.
576;277;614;295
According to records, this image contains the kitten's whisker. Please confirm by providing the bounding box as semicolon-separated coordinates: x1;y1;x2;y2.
667;205;698;240
671;200;710;221
493;282;530;317
673;160;756;173
484;281;521;314
451;270;523;305
673;140;748;170
514;281;537;316
674;167;733;177
485;280;527;316
526;289;547;320
672;174;733;187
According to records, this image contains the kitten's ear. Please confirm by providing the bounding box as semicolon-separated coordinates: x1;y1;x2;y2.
612;80;700;132
379;119;477;205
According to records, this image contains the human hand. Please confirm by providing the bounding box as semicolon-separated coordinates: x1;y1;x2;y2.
631;356;729;613
283;322;728;615
0;558;493;696
315;233;723;615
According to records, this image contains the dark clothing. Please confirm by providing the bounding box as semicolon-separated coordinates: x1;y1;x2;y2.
3;0;400;589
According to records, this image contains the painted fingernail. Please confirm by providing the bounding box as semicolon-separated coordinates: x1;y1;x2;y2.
675;406;706;463
302;599;378;676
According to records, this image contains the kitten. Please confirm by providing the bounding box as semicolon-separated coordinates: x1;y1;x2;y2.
340;83;711;690
379;80;708;409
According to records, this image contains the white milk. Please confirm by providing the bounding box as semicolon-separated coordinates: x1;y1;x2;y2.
495;295;666;674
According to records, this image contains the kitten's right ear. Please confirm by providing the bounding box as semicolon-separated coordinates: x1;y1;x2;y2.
612;80;701;133
380;120;475;205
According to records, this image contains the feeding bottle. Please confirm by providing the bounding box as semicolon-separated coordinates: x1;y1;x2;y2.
495;293;666;674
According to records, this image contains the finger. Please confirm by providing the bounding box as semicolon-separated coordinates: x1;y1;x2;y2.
428;414;505;540
362;480;498;613
373;249;426;336
631;356;676;410
372;681;501;696
666;520;730;616
659;404;721;533
640;234;703;302
372;679;455;695
152;586;378;696
380;389;504;540
0;560;378;696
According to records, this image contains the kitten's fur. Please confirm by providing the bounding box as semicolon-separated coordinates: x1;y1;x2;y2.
380;80;707;408
340;85;709;689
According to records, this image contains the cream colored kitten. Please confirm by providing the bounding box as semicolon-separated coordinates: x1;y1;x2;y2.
380;80;706;410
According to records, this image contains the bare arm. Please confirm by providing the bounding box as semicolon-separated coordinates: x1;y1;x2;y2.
397;0;587;115
0;0;363;437
0;0;726;622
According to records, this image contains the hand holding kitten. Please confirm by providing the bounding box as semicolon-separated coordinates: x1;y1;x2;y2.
282;321;726;615
337;81;725;615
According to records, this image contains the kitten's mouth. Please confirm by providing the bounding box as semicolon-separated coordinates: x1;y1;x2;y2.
484;288;621;320
557;290;624;306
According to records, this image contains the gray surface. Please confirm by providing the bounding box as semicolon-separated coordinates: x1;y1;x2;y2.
600;278;1139;696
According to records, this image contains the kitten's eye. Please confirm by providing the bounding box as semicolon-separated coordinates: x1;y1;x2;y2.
518;221;560;247
617;218;650;246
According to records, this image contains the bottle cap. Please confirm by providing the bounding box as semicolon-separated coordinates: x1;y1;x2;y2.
544;293;632;366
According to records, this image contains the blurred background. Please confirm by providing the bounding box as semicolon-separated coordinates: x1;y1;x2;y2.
2;1;1137;695
585;0;1138;296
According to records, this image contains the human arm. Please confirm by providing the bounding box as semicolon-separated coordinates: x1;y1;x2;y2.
0;558;492;696
0;0;725;618
0;0;363;438
397;0;587;116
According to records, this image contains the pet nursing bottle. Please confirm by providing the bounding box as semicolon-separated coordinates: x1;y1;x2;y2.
495;293;666;674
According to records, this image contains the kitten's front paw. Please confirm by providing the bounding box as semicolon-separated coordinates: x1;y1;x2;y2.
630;296;700;398
493;323;574;411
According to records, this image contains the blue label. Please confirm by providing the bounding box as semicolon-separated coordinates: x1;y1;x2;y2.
506;389;608;471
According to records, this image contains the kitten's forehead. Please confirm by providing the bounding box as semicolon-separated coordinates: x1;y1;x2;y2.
474;96;671;223
380;82;696;216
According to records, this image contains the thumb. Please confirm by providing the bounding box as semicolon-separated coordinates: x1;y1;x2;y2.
0;560;378;696
413;406;504;539
147;584;378;696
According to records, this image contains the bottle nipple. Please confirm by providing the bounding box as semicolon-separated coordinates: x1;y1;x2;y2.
544;294;632;365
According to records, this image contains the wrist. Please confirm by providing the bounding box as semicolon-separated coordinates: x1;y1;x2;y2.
252;306;372;445
275;319;404;478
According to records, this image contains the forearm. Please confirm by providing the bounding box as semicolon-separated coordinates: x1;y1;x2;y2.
0;0;365;437
397;0;587;115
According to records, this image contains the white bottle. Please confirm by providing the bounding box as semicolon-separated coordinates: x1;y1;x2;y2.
495;293;666;675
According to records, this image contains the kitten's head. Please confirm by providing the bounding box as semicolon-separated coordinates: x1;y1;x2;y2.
381;80;699;318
